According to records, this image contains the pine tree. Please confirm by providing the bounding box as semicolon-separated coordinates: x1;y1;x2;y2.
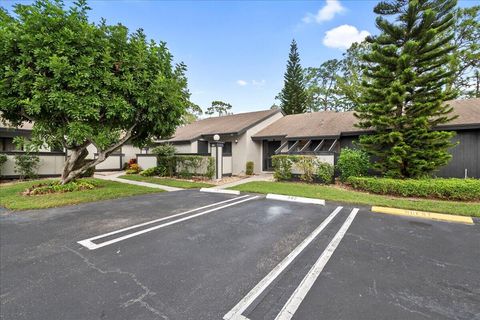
278;40;307;114
355;0;458;178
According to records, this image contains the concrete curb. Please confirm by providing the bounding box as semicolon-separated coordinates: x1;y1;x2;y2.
200;188;241;195
266;194;325;205
371;206;474;225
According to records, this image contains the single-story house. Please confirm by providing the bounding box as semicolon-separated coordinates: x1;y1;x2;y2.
162;98;479;178
163;109;284;175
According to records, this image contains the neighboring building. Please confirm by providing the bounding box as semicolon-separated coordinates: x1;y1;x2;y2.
165;109;284;175
252;98;480;178
0;120;144;178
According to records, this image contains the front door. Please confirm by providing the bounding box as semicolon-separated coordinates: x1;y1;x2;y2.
262;140;281;171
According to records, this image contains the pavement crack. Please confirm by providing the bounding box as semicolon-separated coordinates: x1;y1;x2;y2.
64;246;168;320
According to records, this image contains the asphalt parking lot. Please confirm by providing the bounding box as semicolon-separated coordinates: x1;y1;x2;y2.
1;190;479;320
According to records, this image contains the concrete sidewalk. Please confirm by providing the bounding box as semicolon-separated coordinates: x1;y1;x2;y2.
94;171;183;192
213;173;274;189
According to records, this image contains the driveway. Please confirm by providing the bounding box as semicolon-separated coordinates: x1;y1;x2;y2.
1;190;479;320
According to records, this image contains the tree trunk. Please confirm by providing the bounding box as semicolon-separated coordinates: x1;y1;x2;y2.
61;146;93;184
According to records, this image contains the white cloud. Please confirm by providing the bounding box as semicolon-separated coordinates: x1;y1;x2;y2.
252;79;266;86
236;80;248;86
323;24;370;49
303;0;345;24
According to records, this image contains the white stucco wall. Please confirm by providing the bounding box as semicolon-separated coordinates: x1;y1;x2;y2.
137;155;157;170
122;144;142;163
231;111;284;175
173;142;195;153
2;153;65;177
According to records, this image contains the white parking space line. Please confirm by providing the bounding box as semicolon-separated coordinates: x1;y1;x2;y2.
275;208;359;320
78;195;256;250
266;194;325;206
223;206;343;320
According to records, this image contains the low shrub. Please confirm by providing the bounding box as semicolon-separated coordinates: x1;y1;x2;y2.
0;153;7;176
14;153;40;180
336;148;370;182
79;166;95;178
206;157;215;179
127;163;141;174
151;144;176;157
296;156;316;182
246;161;254;176
347;177;480;201
140;167;158;177
316;162;334;184
23;180;96;196
272;155;294;181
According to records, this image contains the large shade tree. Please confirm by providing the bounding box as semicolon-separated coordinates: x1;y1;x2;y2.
355;0;458;178
0;0;192;183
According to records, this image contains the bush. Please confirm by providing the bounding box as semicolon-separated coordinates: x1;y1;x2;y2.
347;177;480;201
272;155;294;181
22;180;96;196
127;163;141;174
206;157;215;179
246;161;254;176
79;166;95;178
176;155;204;179
140;167;158;177
14;153;40;180
296;156;316;182
317;162;334;184
336;148;370;182
151;144;176;157
0;153;7;176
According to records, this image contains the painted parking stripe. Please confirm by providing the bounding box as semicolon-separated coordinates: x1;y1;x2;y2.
78;195;256;250
223;206;343;320
200;188;241;195
275;208;359;320
266;194;325;205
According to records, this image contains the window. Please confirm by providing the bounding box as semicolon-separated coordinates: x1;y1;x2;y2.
223;142;232;156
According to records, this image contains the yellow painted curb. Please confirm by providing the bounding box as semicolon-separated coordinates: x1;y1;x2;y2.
371;206;474;225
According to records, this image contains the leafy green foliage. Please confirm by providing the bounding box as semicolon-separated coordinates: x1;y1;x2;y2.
245;161;254;176
140;167;158;177
316;162;334;184
336;148;370;182
0;153;7;176
296;156;317;182
79;166;95;178
22;180;96;196
206;101;233;117
347;177;480;201
277;40;307;115
356;0;458;178
151;144;176;157
14;154;40;180
176;155;205;179
0;0;191;183
451;5;480;98
272;155;294;181
304;60;344;112
206;157;215;180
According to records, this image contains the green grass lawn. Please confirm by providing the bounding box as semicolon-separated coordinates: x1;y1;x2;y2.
0;178;163;210
230;181;480;217
119;174;215;189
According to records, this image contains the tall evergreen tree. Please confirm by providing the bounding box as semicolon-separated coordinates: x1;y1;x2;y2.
278;40;307;114
355;0;458;178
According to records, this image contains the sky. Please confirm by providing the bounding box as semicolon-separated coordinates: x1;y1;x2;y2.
1;0;474;114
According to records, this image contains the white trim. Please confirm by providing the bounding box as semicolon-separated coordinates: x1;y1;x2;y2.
78;195;254;250
200;188;241;195
275;208;359;320
266;194;325;206
223;206;343;320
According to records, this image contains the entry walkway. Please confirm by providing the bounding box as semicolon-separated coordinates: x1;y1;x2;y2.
94;171;183;192
212;173;274;189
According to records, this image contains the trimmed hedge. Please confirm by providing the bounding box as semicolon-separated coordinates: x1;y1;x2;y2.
246;161;254;176
347;177;480;201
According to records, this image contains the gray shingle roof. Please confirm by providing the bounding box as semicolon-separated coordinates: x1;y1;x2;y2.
168;109;281;142
253;98;480;139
